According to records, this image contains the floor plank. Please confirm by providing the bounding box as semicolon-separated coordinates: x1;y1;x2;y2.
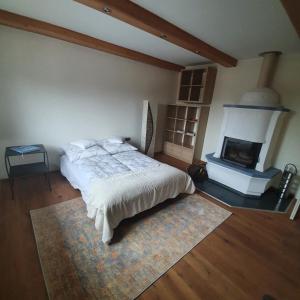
0;154;299;300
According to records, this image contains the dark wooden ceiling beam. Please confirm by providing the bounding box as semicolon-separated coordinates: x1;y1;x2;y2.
0;9;183;71
75;0;238;67
280;0;300;37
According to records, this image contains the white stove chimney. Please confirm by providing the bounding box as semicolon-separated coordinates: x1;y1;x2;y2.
240;51;282;108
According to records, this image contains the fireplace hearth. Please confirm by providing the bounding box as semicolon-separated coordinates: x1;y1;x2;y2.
221;137;262;169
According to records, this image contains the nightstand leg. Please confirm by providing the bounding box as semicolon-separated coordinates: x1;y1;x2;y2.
9;177;14;200
45;173;52;191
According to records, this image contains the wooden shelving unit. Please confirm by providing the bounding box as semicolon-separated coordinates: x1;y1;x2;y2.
163;66;217;163
178;67;217;104
164;104;210;163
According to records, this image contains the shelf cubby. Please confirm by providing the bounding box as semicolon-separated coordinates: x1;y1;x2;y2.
185;121;196;136
192;69;205;85
167;105;177;118
176;106;187;119
183;135;194;149
174;133;183;145
187;107;198;121
190;86;202;102
181;70;193;85
175;119;185;133
166;118;175;131
165;131;174;143
179;86;190;101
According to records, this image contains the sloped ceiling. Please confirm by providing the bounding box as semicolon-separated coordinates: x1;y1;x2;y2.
0;0;299;66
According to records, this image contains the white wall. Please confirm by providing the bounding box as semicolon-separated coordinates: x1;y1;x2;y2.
0;26;178;179
201;53;300;195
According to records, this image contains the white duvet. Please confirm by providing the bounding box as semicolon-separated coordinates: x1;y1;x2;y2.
61;150;195;243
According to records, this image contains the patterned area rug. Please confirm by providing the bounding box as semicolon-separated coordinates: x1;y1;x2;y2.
30;194;231;300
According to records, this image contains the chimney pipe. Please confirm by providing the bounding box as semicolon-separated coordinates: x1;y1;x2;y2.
257;51;281;88
240;51;282;107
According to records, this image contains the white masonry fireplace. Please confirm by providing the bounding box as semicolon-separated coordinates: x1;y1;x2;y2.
206;52;289;196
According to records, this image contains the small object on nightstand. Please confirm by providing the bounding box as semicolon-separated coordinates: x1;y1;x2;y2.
5;144;52;199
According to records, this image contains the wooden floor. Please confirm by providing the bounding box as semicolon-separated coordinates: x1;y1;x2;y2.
0;154;300;300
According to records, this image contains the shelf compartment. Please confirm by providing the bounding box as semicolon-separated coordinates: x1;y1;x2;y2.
167;105;177;118
183;135;194;149
166;118;176;131
187;107;199;121
174;133;184;145
165;131;174;143
10;162;49;177
181;70;193;85
192;69;205;85
178;86;190;101
175;119;185;132
189;86;202;102
185;120;196;135
176;106;187;119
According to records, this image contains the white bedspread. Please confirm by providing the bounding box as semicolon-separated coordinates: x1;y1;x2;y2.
113;150;160;171
61;150;195;243
86;163;195;243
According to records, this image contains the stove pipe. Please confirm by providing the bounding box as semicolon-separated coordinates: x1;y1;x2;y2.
240;51;282;108
257;51;281;88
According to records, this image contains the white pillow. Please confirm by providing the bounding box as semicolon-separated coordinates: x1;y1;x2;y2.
62;144;108;162
98;136;124;145
70;139;96;150
101;142;137;154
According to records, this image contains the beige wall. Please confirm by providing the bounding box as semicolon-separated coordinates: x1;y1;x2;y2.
201;53;300;197
1;24;299;196
0;26;177;179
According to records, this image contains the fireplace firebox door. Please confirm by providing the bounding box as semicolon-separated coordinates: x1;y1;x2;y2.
221;137;262;169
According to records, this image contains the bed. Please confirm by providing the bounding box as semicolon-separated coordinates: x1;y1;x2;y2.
60;142;195;243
